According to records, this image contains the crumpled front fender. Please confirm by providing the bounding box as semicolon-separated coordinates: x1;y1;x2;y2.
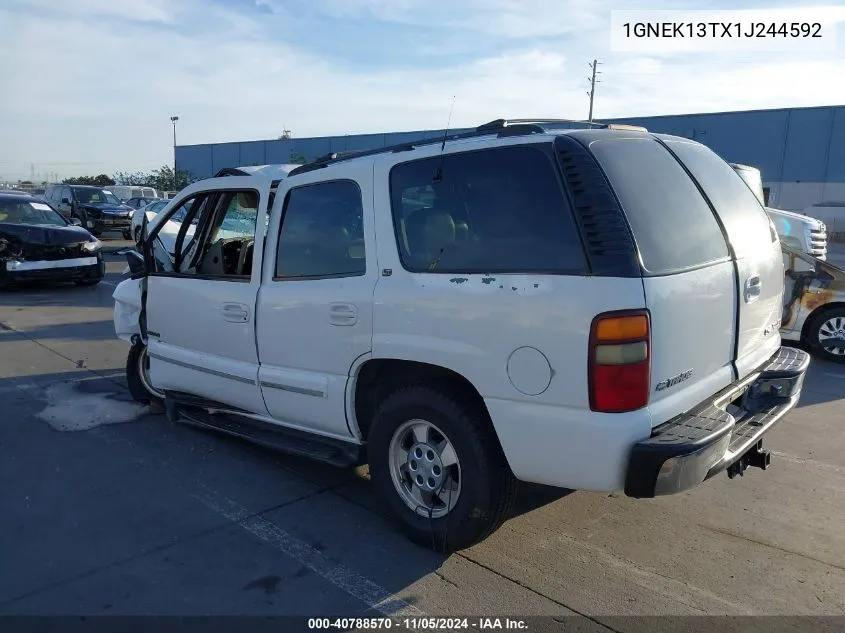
112;277;143;344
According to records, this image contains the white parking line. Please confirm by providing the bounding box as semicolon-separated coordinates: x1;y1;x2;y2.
82;412;424;618
194;486;425;618
822;372;843;379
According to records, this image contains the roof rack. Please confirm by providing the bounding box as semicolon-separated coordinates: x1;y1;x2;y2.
286;118;648;177
475;118;606;132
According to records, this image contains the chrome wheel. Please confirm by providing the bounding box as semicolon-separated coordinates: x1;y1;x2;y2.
137;346;165;399
388;419;461;519
817;315;845;356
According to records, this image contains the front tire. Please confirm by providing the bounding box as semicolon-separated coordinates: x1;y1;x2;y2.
122;229;132;240
368;385;516;552
126;342;165;406
808;307;845;363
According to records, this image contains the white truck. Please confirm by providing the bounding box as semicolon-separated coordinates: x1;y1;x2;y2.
730;163;828;259
114;120;810;551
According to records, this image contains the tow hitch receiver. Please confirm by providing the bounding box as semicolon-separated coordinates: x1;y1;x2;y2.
727;440;771;479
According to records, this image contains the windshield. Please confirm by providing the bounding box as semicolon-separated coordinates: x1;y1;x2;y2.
74;188;122;205
0;199;67;227
146;200;168;214
731;166;765;207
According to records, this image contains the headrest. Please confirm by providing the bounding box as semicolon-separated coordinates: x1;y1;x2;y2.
237;192;258;209
424;211;455;246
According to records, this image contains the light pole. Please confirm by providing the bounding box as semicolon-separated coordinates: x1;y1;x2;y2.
170;116;179;189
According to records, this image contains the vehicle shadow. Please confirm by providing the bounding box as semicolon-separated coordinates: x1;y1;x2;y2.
781;341;844;406
0;319;117;342
0;281;116;309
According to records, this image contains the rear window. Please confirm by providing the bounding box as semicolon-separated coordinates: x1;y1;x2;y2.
588;137;729;275
389;145;587;274
665;140;774;258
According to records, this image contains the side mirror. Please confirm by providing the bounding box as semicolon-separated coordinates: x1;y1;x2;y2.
125;250;146;275
69;218;82;226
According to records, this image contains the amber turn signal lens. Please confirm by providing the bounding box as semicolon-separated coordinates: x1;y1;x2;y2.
595;315;648;342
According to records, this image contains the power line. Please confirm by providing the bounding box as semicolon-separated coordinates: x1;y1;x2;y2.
587;59;603;122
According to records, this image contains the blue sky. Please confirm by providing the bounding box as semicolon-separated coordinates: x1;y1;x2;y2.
0;0;843;181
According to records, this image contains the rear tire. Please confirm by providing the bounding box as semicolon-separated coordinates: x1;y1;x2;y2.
368;385;516;553
808;307;845;363
126;342;165;406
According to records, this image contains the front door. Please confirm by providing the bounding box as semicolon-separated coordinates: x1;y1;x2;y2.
143;176;271;414
255;162;377;439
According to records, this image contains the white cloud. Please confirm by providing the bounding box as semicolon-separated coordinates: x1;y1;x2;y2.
0;0;843;181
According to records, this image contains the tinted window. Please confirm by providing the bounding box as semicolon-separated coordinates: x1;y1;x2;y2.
275;180;365;279
665;140;774;257
588;138;729;275
389;145;586;273
61;187;72;202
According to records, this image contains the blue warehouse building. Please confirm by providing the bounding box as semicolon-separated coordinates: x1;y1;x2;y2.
176;104;845;212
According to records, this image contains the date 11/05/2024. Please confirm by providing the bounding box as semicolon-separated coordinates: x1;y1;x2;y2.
308;617;528;630
622;22;822;39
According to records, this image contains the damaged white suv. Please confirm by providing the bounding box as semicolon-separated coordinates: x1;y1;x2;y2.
113;119;810;551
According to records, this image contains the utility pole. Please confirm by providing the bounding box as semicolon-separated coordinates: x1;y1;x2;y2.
587;59;602;122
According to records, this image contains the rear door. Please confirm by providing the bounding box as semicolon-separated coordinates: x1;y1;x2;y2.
663;138;783;379
254;162;376;439
585;134;737;425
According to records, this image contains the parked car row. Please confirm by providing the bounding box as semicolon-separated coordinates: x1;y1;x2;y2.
115;120;815;552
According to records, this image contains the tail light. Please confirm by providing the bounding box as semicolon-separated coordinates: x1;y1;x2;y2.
589;310;651;413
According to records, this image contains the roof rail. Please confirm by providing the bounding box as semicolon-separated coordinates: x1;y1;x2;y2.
215;167;250;177
286;118;649;177
476;119;648;133
476;118;606;131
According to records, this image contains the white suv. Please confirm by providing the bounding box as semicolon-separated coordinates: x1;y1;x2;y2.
113;119;810;551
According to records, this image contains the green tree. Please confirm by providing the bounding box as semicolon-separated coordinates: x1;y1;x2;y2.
289;151;307;165
113;171;154;186
148;165;195;191
62;174;116;186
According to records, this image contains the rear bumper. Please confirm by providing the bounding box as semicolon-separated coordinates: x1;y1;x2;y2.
625;346;811;498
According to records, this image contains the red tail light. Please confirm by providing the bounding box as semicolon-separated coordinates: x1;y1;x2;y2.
589;310;651;413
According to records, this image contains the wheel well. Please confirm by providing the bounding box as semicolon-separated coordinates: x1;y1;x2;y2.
353;359;490;441
800;301;845;342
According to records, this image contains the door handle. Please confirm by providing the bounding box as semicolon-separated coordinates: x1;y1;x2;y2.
329;302;358;326
221;302;250;323
744;275;761;303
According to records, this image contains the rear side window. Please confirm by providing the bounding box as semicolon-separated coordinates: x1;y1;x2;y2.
275;180;366;279
665;140;776;257
389;145;587;274
589;138;729;275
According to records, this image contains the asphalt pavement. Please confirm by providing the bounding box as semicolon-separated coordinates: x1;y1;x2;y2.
1;234;844;626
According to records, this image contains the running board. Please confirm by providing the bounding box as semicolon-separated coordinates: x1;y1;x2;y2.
164;391;365;469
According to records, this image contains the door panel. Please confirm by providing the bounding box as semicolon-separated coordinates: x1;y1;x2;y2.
144;176;271;415
256;277;375;437
256;164;376;439
146;276;266;413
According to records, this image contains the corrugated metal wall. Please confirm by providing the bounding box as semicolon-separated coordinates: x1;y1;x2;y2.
176;105;845;209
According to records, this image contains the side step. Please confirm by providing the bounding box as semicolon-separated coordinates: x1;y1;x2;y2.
164;391;365;469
